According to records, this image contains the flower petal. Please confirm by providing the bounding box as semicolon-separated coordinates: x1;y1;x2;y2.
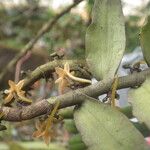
8;80;16;90
55;77;62;83
4;93;14;104
17;80;24;90
64;62;70;72
17;93;32;103
32;130;43;138
58;79;68;94
43;131;51;145
55;67;64;76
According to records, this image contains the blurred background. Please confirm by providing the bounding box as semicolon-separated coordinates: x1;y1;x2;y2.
0;0;149;86
0;0;150;149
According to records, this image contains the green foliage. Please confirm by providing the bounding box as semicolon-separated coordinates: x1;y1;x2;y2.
64;119;78;134
130;15;150;133
129;77;150;129
131;16;150;132
68;134;86;150
74;100;149;150
0;5;54;50
85;0;125;80
0;142;66;150
0;5;86;58
120;106;133;118
133;122;150;137
125;16;140;52
45;13;86;58
74;1;150;150
59;108;74;119
68;142;86;150
140;16;150;66
8;142;27;150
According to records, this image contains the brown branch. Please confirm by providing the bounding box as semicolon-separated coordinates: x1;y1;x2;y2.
22;59;90;90
1;69;150;122
0;0;84;83
15;51;31;83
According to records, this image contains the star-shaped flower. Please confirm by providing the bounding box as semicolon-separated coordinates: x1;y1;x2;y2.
55;63;70;94
55;62;91;94
32;120;54;145
32;101;60;145
4;80;32;105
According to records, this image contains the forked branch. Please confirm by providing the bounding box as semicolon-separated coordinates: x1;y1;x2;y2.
1;68;150;122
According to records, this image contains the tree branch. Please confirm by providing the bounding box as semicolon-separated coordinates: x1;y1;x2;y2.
22;59;90;90
1;68;150;122
0;0;84;83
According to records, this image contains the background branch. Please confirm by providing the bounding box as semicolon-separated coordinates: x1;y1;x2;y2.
0;0;84;83
1;68;150;122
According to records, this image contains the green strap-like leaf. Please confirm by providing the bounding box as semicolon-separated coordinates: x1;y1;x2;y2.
74;100;149;150
86;0;126;80
140;16;150;66
129;77;150;129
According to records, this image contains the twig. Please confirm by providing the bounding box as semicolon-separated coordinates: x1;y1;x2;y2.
22;59;89;90
1;69;150;122
0;0;84;83
15;51;31;83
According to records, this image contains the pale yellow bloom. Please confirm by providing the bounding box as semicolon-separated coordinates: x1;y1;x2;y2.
55;62;91;94
4;80;32;105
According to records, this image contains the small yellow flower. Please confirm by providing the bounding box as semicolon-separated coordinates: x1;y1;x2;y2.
4;80;32;105
32;121;46;138
55;64;70;94
55;62;91;94
32;120;55;145
32;101;60;145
